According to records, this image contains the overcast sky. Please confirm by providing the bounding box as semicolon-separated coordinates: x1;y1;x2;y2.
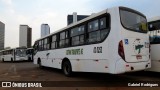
0;0;160;48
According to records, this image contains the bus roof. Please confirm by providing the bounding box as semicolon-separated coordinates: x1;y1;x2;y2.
35;6;144;41
148;16;160;22
35;7;112;41
0;47;27;52
0;48;14;52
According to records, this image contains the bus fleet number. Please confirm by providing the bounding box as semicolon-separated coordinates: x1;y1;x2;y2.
93;47;102;53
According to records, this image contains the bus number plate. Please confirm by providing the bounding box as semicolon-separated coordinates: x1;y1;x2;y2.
136;55;142;59
93;47;102;53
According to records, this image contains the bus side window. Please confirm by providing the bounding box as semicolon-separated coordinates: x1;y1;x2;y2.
71;25;85;46
87;15;110;43
44;38;50;50
38;40;42;51
51;35;57;49
100;16;110;40
59;32;66;48
88;19;100;43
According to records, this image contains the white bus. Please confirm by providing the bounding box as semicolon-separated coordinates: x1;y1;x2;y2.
148;16;160;72
0;47;28;62
33;6;150;76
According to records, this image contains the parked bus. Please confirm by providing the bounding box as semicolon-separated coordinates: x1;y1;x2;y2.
26;48;34;61
33;6;150;76
0;47;28;62
148;16;160;72
0;50;3;61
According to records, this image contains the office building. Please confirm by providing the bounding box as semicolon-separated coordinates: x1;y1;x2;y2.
19;25;32;48
0;21;5;50
41;24;50;38
67;12;89;25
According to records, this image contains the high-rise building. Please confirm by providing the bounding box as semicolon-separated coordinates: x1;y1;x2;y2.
0;21;5;50
19;25;32;48
67;12;89;25
41;24;50;38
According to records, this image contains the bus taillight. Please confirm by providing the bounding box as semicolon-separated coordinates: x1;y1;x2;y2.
118;40;125;60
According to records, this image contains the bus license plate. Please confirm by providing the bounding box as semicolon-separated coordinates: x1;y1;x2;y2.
136;55;142;59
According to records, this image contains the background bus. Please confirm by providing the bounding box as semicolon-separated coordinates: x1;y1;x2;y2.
148;16;160;72
0;47;28;62
26;48;34;61
33;6;150;76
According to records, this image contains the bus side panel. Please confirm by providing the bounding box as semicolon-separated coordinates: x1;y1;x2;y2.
147;44;160;72
147;60;160;72
150;44;160;61
66;43;109;73
34;51;49;67
70;59;109;73
5;55;13;61
107;8;125;74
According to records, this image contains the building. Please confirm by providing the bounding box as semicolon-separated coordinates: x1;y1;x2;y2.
0;21;5;50
19;25;32;48
41;24;50;38
67;12;89;25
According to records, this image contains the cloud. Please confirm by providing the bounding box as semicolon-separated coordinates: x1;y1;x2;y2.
1;0;15;14
1;0;160;48
1;0;12;5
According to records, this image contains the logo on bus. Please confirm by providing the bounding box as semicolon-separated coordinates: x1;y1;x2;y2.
66;48;83;55
133;39;144;59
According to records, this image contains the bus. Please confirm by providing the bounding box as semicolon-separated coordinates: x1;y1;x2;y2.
33;6;151;76
148;16;160;72
26;48;34;61
0;47;28;62
0;50;3;61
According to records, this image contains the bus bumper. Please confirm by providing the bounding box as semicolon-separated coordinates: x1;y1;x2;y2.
115;59;151;74
16;57;27;61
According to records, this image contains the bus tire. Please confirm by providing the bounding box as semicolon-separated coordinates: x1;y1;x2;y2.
28;57;31;61
38;59;42;68
62;60;72;77
2;58;4;62
11;58;13;62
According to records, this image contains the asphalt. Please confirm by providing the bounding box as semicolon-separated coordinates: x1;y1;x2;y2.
0;61;159;90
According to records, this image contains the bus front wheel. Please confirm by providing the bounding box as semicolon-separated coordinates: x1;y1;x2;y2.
62;61;72;77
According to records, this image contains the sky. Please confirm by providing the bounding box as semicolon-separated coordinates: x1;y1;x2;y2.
0;0;160;48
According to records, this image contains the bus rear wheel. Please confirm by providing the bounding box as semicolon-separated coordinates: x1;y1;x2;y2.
11;58;13;62
38;59;42;68
28;57;32;61
2;58;4;62
62;61;72;77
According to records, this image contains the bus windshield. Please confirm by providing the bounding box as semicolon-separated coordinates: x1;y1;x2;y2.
15;49;27;57
120;9;148;33
148;20;160;44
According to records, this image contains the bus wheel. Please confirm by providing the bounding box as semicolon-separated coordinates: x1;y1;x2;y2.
38;59;42;68
62;61;72;77
11;58;13;62
2;58;4;62
28;57;31;61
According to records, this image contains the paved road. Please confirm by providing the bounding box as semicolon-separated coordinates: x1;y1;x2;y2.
0;61;159;90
